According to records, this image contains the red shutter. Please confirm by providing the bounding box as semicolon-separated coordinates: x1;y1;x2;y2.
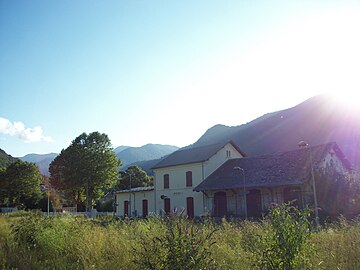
186;171;192;187
164;174;169;189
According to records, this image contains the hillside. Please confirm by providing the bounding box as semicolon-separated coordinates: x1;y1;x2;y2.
0;148;18;169
19;153;58;176
117;144;179;167
194;95;360;167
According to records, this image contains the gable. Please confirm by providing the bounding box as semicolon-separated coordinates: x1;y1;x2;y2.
152;141;246;169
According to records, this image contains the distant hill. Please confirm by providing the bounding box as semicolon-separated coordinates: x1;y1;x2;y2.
15;144;179;176
0;148;18;169
193;95;360;168
123;158;163;176
114;146;130;154
19;153;58;176
117;144;179;167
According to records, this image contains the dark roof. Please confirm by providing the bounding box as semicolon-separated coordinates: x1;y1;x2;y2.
152;141;246;169
116;186;154;193
194;142;351;191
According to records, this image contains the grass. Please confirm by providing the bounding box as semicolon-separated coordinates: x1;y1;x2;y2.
0;210;360;270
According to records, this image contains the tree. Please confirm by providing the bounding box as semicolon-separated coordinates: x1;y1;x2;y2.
0;160;42;208
49;132;120;212
117;165;153;190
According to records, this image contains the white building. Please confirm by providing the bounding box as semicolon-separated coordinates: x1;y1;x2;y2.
116;141;351;218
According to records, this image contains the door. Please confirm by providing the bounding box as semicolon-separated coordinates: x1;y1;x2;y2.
214;192;227;217
124;200;129;217
164;198;171;215
247;189;262;218
186;197;194;219
142;199;148;218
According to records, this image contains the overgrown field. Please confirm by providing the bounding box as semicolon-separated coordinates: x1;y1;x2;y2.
0;208;359;270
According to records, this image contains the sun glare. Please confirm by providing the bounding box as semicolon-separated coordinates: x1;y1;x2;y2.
326;91;360;111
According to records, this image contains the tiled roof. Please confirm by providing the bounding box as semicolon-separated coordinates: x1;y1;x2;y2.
116;186;154;193
152;141;245;169
194;142;351;191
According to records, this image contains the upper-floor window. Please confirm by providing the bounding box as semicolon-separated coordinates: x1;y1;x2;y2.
164;174;169;189
186;171;192;187
226;150;231;158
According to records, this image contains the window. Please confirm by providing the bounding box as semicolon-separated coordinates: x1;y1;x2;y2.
186;197;194;218
124;200;129;217
186;171;193;187
164;198;171;214
226;150;231;158
164;174;169;189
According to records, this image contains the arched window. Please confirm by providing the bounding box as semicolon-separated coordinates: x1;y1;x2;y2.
186;171;192;187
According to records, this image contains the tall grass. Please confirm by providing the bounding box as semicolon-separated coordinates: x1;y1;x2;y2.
0;209;360;270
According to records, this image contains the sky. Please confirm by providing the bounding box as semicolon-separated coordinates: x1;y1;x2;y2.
1;0;360;157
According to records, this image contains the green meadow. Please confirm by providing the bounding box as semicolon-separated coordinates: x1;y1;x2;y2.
0;207;359;270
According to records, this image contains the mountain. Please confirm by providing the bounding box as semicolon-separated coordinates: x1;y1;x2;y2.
114;146;130;154
117;144;179;167
19;153;58;176
193;95;360;167
0;148;18;169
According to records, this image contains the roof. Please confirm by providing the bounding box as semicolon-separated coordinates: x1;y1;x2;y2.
194;142;351;191
116;186;154;193
152;141;246;169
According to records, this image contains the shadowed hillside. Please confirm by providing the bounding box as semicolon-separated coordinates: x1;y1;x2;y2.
194;95;360;167
0;149;18;169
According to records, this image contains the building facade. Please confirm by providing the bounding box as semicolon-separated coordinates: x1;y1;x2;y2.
116;142;351;218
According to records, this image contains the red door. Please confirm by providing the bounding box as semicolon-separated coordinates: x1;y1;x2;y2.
214;192;227;217
142;199;148;218
186;197;194;218
124;200;129;217
164;198;171;215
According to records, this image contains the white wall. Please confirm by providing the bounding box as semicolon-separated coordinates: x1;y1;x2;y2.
154;163;204;217
116;190;155;217
203;143;244;178
153;143;245;217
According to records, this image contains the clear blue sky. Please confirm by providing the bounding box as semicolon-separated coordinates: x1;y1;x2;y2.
1;0;360;157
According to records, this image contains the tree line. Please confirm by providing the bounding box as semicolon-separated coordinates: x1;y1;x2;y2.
0;131;153;211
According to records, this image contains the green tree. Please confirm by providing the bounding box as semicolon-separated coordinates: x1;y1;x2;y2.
0;160;42;208
49;132;120;211
117;165;153;190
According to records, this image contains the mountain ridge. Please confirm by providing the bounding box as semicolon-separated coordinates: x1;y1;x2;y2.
193;95;360;167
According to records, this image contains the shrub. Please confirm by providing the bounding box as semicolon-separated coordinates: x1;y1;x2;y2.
133;211;217;270
251;203;313;270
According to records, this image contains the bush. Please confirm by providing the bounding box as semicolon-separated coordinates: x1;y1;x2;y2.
250;203;313;270
133;211;217;270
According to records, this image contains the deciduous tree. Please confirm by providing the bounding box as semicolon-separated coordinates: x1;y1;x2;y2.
0;160;42;208
117;165;153;190
49;132;120;211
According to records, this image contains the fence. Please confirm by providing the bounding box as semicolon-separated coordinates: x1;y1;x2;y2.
41;209;114;218
0;207;18;213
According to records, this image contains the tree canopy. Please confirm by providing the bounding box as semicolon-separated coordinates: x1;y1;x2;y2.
0;160;42;209
117;165;153;190
49;132;120;211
